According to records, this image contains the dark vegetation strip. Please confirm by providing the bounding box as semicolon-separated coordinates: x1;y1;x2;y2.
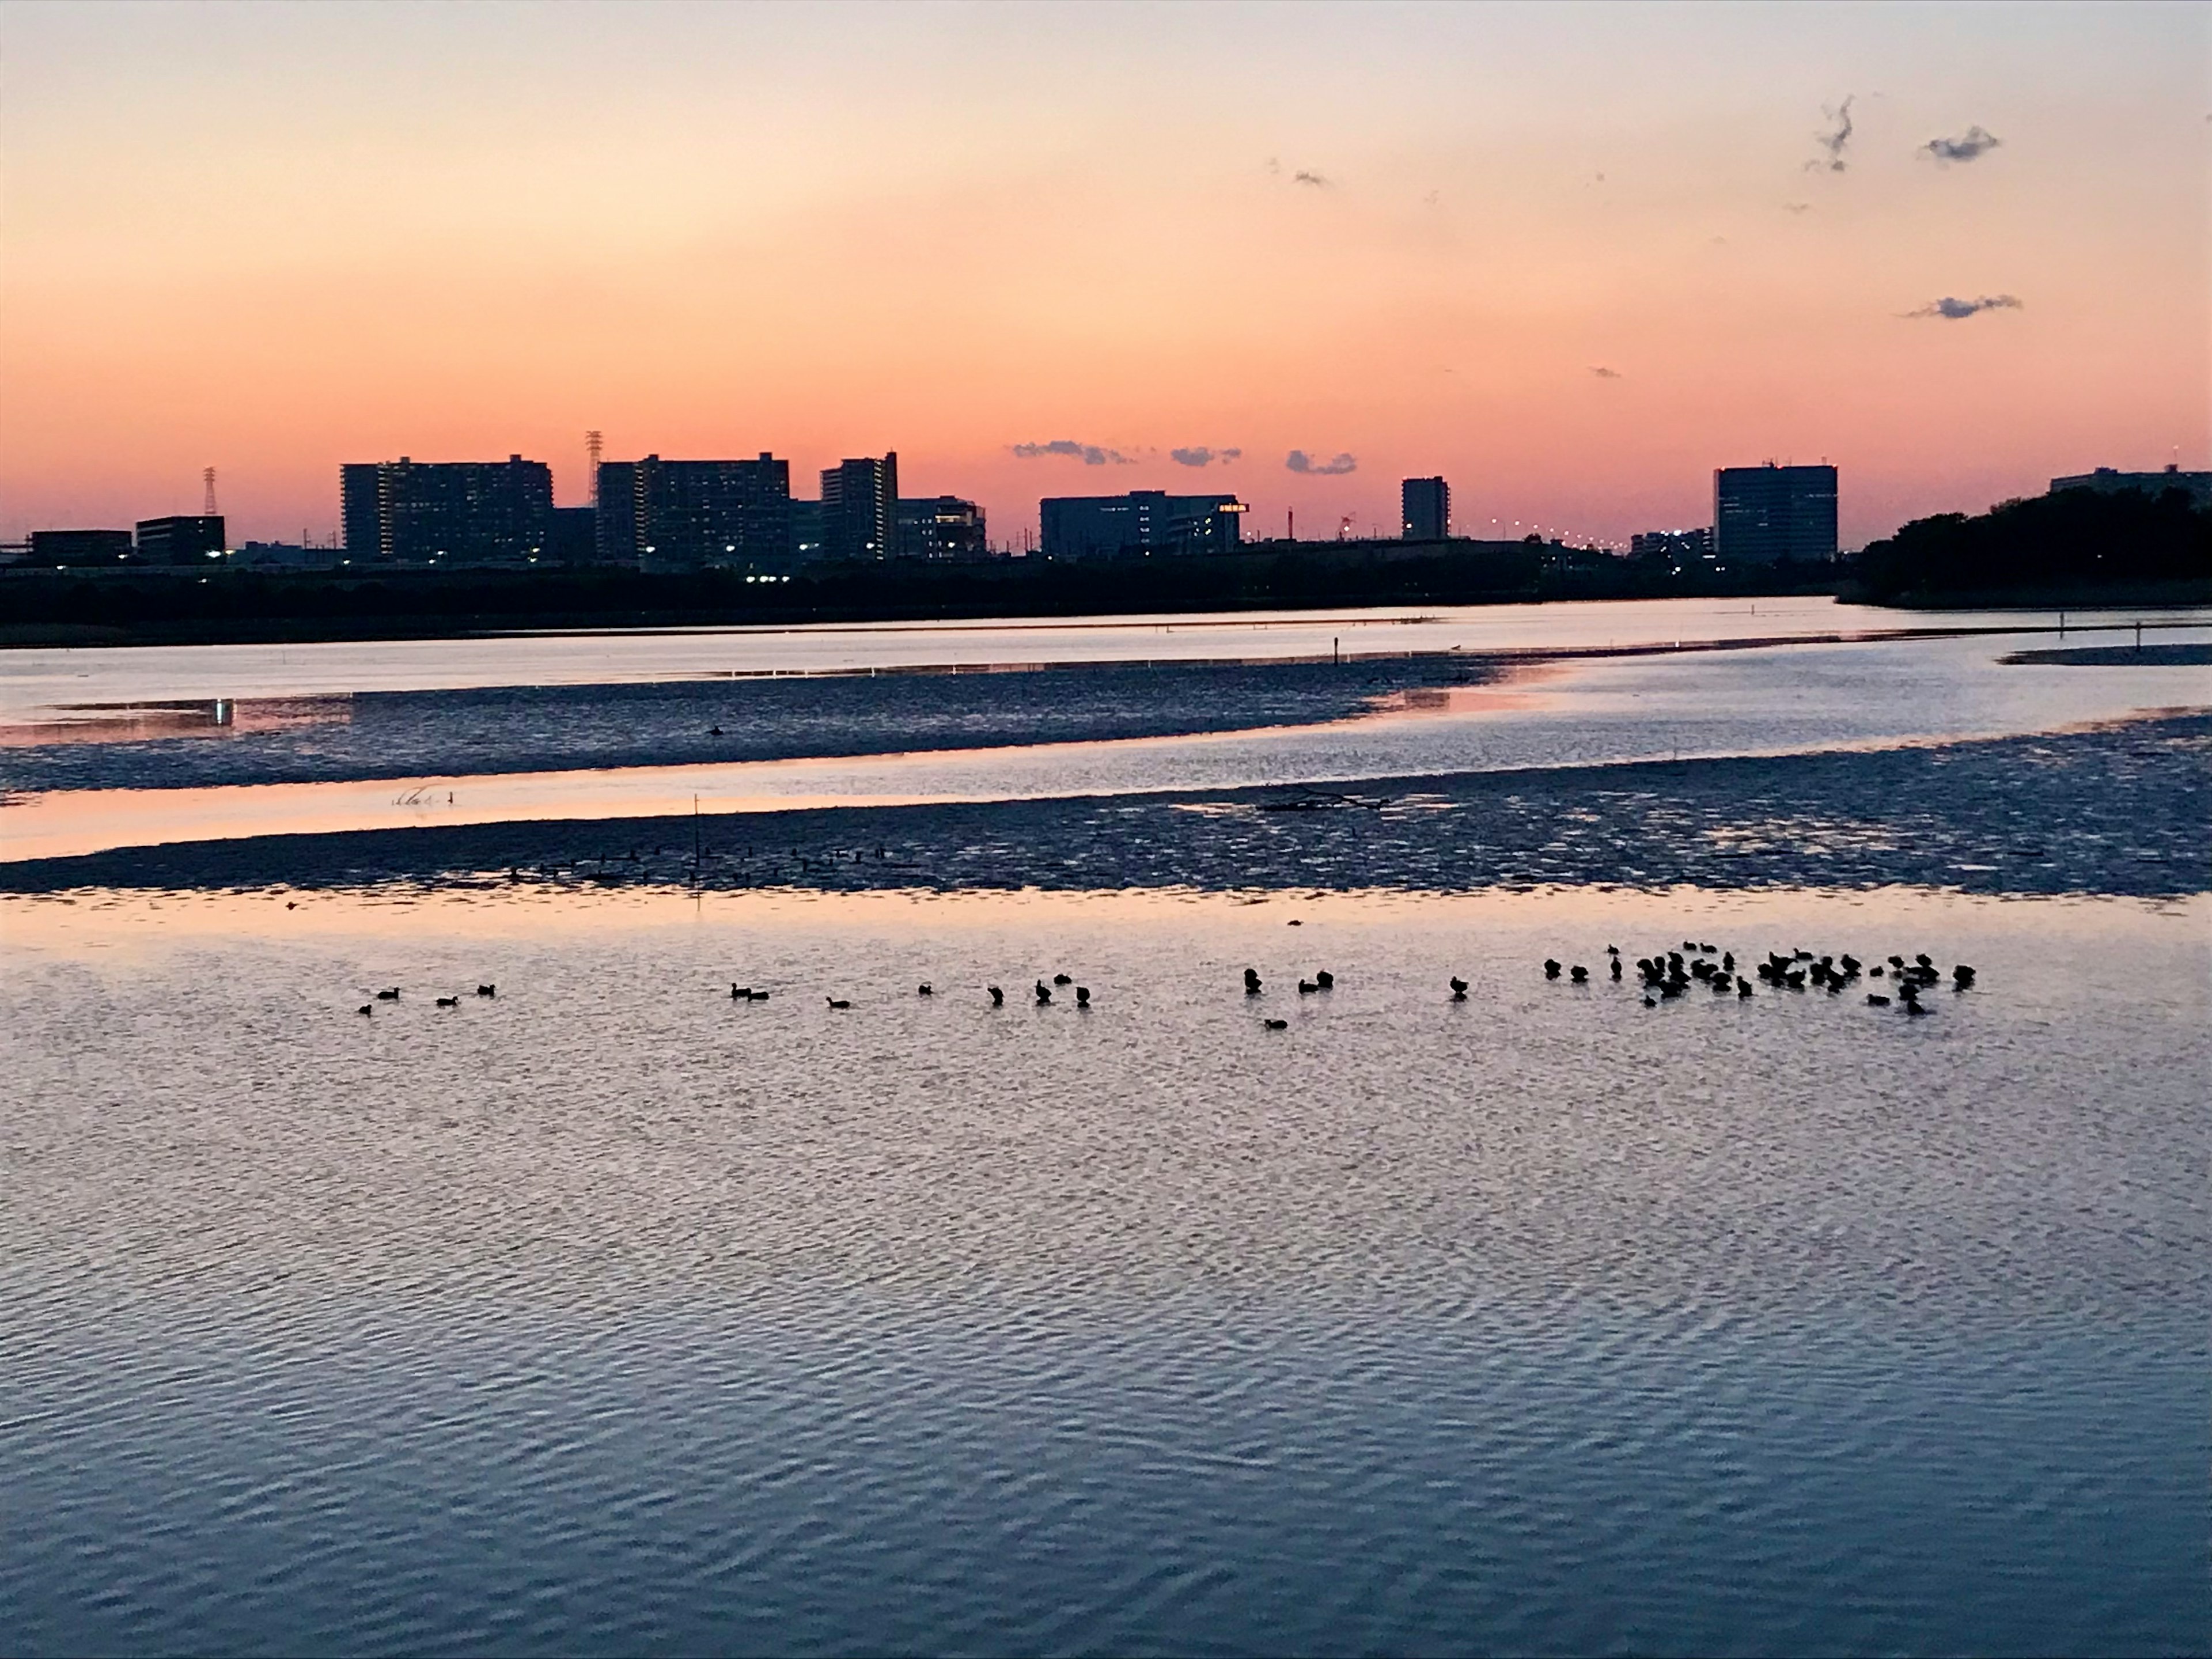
0;543;1836;649
1845;486;2210;605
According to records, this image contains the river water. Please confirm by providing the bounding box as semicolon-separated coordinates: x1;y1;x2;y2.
1;597;2206;1655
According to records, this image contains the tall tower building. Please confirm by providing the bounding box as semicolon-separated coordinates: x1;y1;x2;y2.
1402;476;1450;540
1713;464;1838;565
821;453;898;561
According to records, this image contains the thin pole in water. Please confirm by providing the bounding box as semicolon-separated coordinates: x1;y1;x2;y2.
693;794;701;889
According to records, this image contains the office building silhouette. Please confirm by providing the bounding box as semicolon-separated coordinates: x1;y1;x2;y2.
135;515;227;565
1713;464;1838;565
1038;491;1247;560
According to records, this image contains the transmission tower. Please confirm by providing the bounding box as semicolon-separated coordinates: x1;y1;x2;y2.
203;467;218;515
585;430;604;505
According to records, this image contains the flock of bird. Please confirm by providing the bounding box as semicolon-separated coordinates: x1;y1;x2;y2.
354;944;1976;1024
1532;941;1976;1016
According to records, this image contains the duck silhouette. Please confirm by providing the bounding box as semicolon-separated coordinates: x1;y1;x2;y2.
1544;959;1562;980
1244;968;1263;996
376;988;400;1001
1035;981;1052;1005
1075;987;1091;1007
1052;974;1073;986
1263;1017;1288;1031
1298;979;1319;994
731;984;751;999
1569;965;1588;983
435;995;459;1008
357;1004;372;1016
918;983;933;997
988;985;1005;1006
826;997;850;1010
1449;976;1469;1001
1315;970;1334;990
1610;959;1623;980
476;984;495;998
1866;993;1891;1006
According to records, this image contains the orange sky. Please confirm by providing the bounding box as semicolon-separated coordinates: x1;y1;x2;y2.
2;1;2205;548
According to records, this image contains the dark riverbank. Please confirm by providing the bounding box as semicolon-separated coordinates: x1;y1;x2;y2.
9;712;2203;899
0;541;1840;650
1847;487;2210;605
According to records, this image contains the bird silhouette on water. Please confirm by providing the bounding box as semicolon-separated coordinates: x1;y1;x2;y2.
376;988;400;1001
1298;979;1319;994
1244;968;1263;996
988;985;1005;1006
1263;1017;1288;1031
1075;986;1091;1007
918;983;933;997
826;997;850;1010
476;984;495;998
1052;974;1073;986
1315;970;1334;990
435;995;459;1008
1544;959;1562;980
1569;965;1589;983
357;1004;373;1016
1449;976;1468;1001
1035;980;1052;1005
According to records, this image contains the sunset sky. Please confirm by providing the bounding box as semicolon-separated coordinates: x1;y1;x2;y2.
3;1;2204;548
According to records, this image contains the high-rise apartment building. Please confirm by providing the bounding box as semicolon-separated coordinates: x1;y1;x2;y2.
1401;476;1450;540
594;453;792;569
1713;463;1838;565
135;515;227;565
1038;491;1247;560
821;454;899;562
340;456;555;564
895;497;987;561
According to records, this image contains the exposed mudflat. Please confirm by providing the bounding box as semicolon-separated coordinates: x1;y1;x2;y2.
8;711;2203;899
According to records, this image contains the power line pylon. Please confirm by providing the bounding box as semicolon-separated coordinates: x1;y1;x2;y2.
203;467;218;515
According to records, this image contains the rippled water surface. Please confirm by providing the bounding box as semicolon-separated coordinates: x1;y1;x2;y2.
4;885;2204;1655
15;596;2184;722
8;625;2210;865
